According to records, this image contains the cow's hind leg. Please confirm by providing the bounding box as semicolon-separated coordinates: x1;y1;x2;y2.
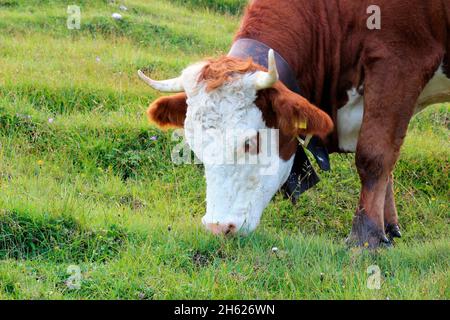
347;56;439;248
384;174;402;240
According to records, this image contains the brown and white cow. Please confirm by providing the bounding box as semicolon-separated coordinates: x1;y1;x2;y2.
139;0;450;247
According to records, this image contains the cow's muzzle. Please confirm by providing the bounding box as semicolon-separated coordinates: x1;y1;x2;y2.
204;222;238;236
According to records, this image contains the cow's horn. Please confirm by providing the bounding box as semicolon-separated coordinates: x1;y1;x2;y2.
137;70;184;92
255;49;279;90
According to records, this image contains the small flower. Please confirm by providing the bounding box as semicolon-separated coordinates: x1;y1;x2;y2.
96;56;101;62
119;5;128;11
364;242;369;248
48;118;54;124
37;160;44;166
150;136;158;141
271;247;279;253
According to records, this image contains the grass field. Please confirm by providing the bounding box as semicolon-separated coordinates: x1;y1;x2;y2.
0;0;448;299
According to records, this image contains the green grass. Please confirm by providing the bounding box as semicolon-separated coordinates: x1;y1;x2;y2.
0;0;448;299
169;0;247;14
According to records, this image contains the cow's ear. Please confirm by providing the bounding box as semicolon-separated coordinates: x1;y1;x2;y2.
147;93;188;129
258;82;333;139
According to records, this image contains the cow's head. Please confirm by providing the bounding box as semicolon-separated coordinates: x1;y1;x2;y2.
138;50;333;235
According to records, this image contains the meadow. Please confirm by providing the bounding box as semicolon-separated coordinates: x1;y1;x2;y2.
0;0;448;299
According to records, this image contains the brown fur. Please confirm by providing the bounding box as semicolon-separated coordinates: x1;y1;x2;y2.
257;82;334;140
199;56;261;91
147;93;188;129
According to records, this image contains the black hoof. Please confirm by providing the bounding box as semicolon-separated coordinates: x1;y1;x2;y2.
381;234;391;244
386;224;402;239
347;209;392;249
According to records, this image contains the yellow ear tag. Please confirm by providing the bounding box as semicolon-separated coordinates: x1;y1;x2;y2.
298;120;307;130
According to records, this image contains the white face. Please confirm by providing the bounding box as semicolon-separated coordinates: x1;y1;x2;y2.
180;64;295;235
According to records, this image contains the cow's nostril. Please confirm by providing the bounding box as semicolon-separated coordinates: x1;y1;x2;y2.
227;223;236;233
224;223;236;236
205;223;238;236
224;223;237;235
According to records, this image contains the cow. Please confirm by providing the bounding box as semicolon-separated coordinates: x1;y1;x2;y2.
138;0;450;248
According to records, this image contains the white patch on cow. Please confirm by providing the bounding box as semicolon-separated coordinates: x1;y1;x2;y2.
178;63;295;234
337;87;364;152
337;63;450;153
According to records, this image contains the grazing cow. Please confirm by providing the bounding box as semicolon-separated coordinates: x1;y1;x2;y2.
139;0;450;247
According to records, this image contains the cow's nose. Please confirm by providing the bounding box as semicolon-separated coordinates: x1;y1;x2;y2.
204;223;237;236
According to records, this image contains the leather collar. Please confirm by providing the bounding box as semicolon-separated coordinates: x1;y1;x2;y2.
229;38;302;95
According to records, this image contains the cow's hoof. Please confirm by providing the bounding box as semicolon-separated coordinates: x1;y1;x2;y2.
346;234;392;249
346;211;392;249
386;224;402;239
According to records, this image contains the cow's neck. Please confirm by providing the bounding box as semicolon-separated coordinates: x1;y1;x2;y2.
234;0;350;109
